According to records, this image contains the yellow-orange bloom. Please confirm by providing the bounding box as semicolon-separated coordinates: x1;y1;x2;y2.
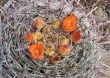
42;26;50;33
34;32;43;41
34;18;45;29
59;45;70;56
53;19;60;29
60;36;69;45
45;48;55;56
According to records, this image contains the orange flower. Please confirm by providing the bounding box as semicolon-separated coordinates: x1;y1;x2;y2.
34;18;45;29
28;42;44;60
25;32;34;43
71;29;82;43
62;15;78;32
51;55;61;62
59;45;70;56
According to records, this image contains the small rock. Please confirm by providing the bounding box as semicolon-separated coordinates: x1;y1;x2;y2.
63;2;73;14
49;1;61;10
34;0;46;7
95;8;108;21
